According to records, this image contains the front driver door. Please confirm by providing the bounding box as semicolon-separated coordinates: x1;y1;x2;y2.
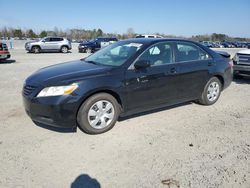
124;42;180;112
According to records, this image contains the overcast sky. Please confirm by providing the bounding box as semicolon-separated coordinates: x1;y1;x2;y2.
0;0;250;37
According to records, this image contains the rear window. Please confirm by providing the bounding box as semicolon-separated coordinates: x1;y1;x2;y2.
176;42;211;62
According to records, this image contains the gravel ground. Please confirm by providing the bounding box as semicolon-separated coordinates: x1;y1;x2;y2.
0;41;250;188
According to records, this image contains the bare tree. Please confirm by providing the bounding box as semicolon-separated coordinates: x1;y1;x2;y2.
126;28;135;38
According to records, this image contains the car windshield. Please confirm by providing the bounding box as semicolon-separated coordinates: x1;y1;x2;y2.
84;41;143;66
88;39;96;43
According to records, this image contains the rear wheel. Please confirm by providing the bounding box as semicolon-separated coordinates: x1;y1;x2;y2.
61;46;68;53
32;46;41;53
77;93;120;134
199;77;222;105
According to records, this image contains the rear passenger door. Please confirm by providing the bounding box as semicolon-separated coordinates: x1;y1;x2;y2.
174;41;214;100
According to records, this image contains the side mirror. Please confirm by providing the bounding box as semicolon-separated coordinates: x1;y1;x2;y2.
134;60;151;69
42;40;45;43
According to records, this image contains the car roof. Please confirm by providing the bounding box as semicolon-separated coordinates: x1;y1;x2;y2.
97;37;117;39
122;38;199;45
46;36;64;38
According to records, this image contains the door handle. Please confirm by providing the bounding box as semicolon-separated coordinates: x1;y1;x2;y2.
170;68;177;74
137;76;149;83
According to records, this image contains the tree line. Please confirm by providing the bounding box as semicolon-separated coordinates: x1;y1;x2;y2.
0;26;249;42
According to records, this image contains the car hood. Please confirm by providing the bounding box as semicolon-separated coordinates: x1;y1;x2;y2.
79;41;94;46
237;49;250;55
25;40;39;44
25;60;112;86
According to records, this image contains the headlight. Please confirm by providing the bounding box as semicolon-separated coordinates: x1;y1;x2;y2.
37;83;78;97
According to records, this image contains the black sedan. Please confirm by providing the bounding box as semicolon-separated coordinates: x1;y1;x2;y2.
23;39;233;134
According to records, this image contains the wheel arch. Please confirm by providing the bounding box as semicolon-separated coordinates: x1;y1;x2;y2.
61;45;69;49
213;74;225;89
31;45;41;49
76;89;124;118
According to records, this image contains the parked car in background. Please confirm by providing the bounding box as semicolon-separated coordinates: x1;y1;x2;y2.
23;38;233;134
135;34;163;38
246;43;250;49
78;37;118;53
25;37;72;53
0;42;11;61
221;42;231;48
214;41;225;48
233;49;250;77
227;42;236;48
200;41;213;48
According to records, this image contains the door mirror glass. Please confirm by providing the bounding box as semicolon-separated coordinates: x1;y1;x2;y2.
134;60;151;69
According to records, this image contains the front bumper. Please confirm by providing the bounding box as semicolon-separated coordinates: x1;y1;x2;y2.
25;45;31;51
233;65;250;75
78;46;86;53
23;94;80;129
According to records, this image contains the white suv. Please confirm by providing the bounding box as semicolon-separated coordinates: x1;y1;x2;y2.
25;37;72;53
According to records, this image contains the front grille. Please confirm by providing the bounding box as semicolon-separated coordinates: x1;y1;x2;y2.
238;53;250;65
23;85;37;96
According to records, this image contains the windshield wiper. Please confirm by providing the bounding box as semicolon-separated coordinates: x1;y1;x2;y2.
85;60;99;65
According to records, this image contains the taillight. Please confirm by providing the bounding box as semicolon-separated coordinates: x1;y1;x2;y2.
229;60;234;68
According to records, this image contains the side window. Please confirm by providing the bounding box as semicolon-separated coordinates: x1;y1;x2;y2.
44;37;50;42
51;38;63;42
137;42;173;66
176;42;211;62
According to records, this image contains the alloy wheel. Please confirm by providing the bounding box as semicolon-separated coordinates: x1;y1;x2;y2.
207;82;220;102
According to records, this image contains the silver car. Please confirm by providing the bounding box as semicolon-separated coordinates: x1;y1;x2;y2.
25;37;72;53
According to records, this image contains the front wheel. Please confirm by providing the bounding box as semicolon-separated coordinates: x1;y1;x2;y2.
32;46;41;53
199;77;222;105
77;93;120;134
86;48;92;54
61;46;68;53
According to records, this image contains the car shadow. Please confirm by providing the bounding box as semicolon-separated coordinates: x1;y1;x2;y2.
119;101;192;121
33;121;76;133
233;76;250;84
0;59;16;64
71;174;101;188
27;51;72;54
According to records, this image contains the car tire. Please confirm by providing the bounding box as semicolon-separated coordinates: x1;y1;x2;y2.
32;46;41;54
198;77;222;105
77;93;121;134
61;46;68;53
86;48;92;54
